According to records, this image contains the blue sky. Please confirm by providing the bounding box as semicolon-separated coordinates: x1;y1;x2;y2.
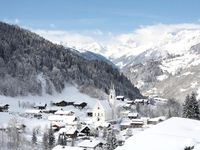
0;0;200;33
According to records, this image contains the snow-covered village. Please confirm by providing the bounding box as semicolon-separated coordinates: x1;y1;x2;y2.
2;1;200;150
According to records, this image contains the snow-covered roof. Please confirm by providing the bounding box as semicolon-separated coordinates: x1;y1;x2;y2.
148;116;166;122
131;119;144;124
97;100;112;111
48;115;76;124
128;112;138;117
94;121;110;128
25;109;41;114
55;110;73;115
59;126;77;135
78;139;101;148
116;96;124;99
52;145;83;150
117;117;200;150
120;118;131;126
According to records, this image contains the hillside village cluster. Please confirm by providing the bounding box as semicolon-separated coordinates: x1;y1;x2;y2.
0;86;167;150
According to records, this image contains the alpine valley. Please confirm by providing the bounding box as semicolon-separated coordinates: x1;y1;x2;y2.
36;24;200;102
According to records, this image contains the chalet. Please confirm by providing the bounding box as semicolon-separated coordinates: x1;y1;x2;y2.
25;109;42;119
123;103;131;110
0;104;9;112
73;102;87;109
120;119;132;130
147;116;166;125
33;103;47;110
80;125;91;136
120;110;130;117
54;109;74;116
116;96;125;101
52;122;65;132
53;101;74;107
120;118;144;130
128;112;139;119
130;119;144;128
126;100;134;105
48;115;78;126
59;126;78;139
78;139;102;150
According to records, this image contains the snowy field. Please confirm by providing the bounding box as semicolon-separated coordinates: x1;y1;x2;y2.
0;84;99;133
116;117;200;150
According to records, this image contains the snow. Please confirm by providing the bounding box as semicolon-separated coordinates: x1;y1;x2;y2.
157;74;168;81
54;110;73;115
180;88;187;92
116;117;200;150
96;100;112;112
58;126;77;135
0;84;98;132
25;109;41;114
52;145;84;150
78;139;101;148
160;54;200;75
191;82;198;88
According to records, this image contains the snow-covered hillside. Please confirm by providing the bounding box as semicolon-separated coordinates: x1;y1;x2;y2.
0;84;98;130
116;117;200;150
35;23;200;100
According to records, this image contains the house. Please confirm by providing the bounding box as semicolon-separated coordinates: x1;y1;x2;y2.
80;125;91;136
54;109;74;116
147;116;166;125
78;139;102;150
130;119;144;128
52;145;84;150
53;100;74;107
120;118;144;130
59;126;78;139
0;104;9;112
48;115;78;126
116;96;125;101
92;85;116;122
33;103;47;110
128;112;138;119
25;109;42;119
120;119;132;130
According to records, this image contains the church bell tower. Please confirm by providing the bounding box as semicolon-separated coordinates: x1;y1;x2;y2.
109;84;116;120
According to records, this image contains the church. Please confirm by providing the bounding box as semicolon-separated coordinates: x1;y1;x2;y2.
92;85;116;122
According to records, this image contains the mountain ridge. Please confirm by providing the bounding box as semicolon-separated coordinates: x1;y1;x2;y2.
0;21;142;99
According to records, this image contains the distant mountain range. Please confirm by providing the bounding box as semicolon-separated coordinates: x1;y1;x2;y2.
0;21;143;99
46;25;200;102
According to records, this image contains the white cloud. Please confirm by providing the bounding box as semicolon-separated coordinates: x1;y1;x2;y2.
33;29;96;49
33;23;200;58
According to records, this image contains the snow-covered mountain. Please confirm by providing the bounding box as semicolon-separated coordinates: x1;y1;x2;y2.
35;23;200;101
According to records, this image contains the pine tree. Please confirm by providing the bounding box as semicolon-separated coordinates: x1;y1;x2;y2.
106;129;117;150
183;92;200;120
57;133;67;146
48;125;55;149
32;128;37;145
42;131;48;150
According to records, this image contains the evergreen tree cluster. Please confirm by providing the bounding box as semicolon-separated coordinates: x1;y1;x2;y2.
183;92;200;120
0;21;142;99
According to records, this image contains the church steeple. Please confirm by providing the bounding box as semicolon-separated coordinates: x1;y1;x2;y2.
108;83;116;119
